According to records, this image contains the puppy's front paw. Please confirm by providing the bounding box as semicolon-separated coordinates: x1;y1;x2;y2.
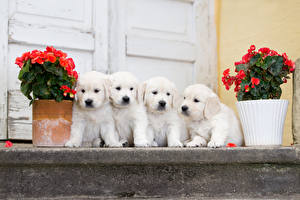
151;141;158;147
186;138;206;147
168;140;183;147
207;140;224;148
65;140;81;148
106;142;123;148
92;138;102;147
119;139;129;147
186;141;200;147
134;139;150;147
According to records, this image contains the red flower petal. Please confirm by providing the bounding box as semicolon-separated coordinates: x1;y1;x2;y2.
5;141;13;148
226;143;237;147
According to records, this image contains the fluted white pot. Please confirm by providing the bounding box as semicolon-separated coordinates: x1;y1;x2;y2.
236;99;288;146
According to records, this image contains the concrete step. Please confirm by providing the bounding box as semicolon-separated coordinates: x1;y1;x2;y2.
0;144;299;199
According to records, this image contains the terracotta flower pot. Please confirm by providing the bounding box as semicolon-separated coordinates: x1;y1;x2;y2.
32;100;73;147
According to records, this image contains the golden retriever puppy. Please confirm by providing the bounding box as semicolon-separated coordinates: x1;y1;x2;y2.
141;77;188;147
65;71;122;148
108;71;150;147
180;84;243;148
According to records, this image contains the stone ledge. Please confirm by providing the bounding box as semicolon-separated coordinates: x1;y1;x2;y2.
0;144;299;199
0;144;299;166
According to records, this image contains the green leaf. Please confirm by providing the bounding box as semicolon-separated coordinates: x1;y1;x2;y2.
55;94;64;102
44;62;63;77
237;91;244;101
20;82;32;100
269;56;283;76
18;60;30;80
22;71;36;83
265;72;273;81
250;86;259;96
262;56;276;70
249;54;261;66
236;64;248;72
261;80;270;90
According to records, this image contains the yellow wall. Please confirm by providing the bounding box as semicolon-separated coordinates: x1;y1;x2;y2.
216;0;300;146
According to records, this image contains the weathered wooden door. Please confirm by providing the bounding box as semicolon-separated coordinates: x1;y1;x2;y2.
0;0;109;139
0;0;216;140
109;0;217;92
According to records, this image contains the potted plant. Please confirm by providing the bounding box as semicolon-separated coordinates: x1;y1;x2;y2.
222;45;295;146
15;46;78;147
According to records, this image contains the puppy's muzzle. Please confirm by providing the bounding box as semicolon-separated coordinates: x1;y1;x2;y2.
85;99;94;108
157;100;166;110
122;96;130;105
181;105;189;115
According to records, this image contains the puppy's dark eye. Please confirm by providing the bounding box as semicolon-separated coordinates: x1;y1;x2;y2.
194;98;200;103
94;89;100;93
81;89;85;93
183;97;186;99
130;87;134;91
116;86;121;91
152;91;157;95
166;92;170;96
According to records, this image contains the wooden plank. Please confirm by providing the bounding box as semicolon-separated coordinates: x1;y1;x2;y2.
193;0;217;91
93;0;109;73
126;34;196;63
0;0;8;139
10;0;93;31
8;90;32;140
9;23;94;51
108;0;127;73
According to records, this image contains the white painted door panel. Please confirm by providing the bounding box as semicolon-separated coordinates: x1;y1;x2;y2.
110;0;216;92
5;0;108;140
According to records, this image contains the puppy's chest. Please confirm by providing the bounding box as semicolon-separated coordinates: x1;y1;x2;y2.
113;109;133;136
188;120;212;135
148;115;169;132
84;109;107;124
148;114;170;140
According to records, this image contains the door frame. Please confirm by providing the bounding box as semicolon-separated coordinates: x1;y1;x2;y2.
0;0;8;139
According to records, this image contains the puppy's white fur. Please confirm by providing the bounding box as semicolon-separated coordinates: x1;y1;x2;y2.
65;71;122;148
142;77;188;147
108;71;150;147
180;84;243;148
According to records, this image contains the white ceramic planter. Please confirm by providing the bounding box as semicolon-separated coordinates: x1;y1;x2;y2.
236;99;288;146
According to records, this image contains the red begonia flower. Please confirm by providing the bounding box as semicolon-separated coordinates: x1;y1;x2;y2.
46;53;56;63
223;68;230;77
251;77;260;86
5;141;13;148
245;85;250;92
226;143;237;147
237;70;246;80
59;58;68;68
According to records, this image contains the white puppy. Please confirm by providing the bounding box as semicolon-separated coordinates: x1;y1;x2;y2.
65;71;122;148
108;71;150;147
141;77;188;147
180;84;243;148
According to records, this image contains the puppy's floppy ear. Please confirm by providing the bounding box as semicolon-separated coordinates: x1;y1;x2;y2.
170;82;179;108
137;82;147;104
204;96;221;120
171;88;179;108
104;77;111;101
74;77;79;101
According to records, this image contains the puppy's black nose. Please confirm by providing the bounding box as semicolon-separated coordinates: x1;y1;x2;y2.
122;96;130;103
85;99;93;106
159;100;166;107
181;105;188;112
